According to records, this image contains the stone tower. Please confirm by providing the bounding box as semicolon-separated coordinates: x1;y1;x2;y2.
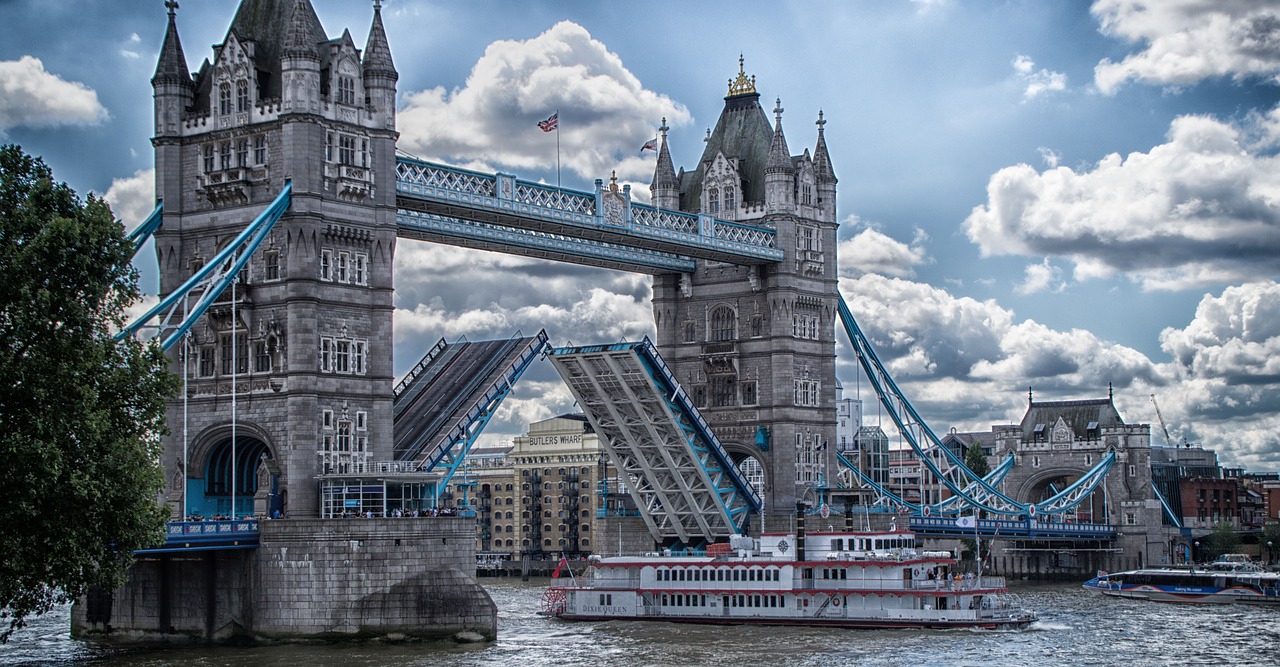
650;59;840;531
151;0;398;519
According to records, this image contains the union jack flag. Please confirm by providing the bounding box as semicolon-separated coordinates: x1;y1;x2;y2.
639;138;657;154
538;112;559;133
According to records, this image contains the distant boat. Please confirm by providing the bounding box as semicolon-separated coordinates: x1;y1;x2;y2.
1083;555;1280;604
541;526;1036;630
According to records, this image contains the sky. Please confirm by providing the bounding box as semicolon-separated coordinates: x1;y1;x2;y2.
3;0;1280;471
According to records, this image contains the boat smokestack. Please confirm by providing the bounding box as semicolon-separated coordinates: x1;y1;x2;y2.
844;500;854;531
796;502;806;562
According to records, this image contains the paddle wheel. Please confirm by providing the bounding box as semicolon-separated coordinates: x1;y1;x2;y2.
540;586;568;616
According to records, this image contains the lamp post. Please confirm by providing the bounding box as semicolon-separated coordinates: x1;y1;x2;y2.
1194;540;1200;565
1268;541;1273;567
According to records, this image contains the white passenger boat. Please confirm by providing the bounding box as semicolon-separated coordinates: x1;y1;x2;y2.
541;524;1036;630
1083;554;1280;604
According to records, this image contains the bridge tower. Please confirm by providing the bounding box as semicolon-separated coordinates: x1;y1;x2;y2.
650;59;840;531
151;0;399;519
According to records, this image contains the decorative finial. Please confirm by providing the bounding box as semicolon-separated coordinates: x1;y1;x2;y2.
816;110;826;133
165;0;179;16
704;128;711;143
727;54;758;96
774;98;784;123
609;170;618;191
373;0;382;8
659;117;669;137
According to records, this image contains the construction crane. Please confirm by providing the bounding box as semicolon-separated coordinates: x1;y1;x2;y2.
1150;394;1173;446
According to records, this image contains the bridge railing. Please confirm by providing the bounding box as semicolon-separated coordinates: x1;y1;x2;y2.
166;519;259;541
909;516;1116;539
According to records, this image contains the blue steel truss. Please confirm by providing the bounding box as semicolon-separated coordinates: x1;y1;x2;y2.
397;208;695;274
399;331;549;491
836;449;1016;515
547;338;760;544
118;184;292;351
395;156;783;266
837;294;1115;517
128;202;163;254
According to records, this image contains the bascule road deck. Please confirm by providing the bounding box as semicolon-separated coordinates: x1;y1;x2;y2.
393;333;545;467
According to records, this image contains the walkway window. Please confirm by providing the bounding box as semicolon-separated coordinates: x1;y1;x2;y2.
710;306;736;341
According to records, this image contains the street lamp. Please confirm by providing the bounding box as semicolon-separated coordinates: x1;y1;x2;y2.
1194;540;1200;564
1268;541;1273;566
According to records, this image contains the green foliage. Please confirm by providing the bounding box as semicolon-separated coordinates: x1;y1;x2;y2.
1204;521;1241;562
0;145;177;642
1261;522;1280;562
964;441;990;478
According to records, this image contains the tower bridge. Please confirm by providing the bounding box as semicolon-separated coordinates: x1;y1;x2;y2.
84;0;1181;642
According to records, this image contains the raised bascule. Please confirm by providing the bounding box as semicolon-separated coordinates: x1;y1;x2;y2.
76;0;1179;644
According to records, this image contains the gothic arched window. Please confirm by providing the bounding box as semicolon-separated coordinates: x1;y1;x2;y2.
218;83;231;115
724;187;736;213
710;305;736;341
338;76;355;106
707;187;720;214
236;80;250;113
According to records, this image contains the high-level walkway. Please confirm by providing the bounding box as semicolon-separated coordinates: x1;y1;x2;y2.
395;156;783;273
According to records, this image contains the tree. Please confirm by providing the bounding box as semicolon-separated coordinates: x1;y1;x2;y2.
960;441;991;563
0;145;177;642
1204;521;1241;562
1261;522;1280;565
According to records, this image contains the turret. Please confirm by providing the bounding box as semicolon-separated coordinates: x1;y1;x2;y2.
812;110;837;223
362;0;398;131
280;0;322;114
152;0;192;139
764;98;794;214
650;118;679;210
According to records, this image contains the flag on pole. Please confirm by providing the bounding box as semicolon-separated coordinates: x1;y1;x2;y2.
955;515;977;529
538;112;559;133
639;138;658;154
552;557;569;579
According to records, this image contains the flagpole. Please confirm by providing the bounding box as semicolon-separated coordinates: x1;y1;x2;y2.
555;109;561;193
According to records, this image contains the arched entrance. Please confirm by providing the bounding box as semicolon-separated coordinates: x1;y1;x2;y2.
186;435;274;519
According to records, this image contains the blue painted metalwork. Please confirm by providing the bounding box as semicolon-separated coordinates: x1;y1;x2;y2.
908;515;1117;540
836;449;1016;516
837;294;1116;517
414;331;550;491
549;338;761;533
118;183;292;350
395;156;783;265
1151;480;1183;529
135;519;261;554
397;209;695;274
127;202;163;254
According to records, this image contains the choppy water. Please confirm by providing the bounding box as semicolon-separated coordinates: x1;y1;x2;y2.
2;580;1277;666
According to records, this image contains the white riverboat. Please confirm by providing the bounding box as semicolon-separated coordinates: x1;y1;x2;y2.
1083;554;1280;604
541;526;1036;630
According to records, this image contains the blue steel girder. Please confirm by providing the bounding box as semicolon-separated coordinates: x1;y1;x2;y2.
837;293;1117;517
128;202;163;254
395;156;783;266
397;209;695;274
547;339;759;544
410;333;550;491
118;183;292;351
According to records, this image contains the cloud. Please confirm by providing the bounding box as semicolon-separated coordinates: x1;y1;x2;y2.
1015;258;1066;294
0;56;107;132
838;274;1166;433
1012;54;1067;99
1092;0;1280;94
102;168;155;231
963;111;1280;291
837;222;929;278
397;21;691;183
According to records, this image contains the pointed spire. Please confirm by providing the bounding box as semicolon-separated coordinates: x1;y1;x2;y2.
652;118;677;188
765;97;793;174
363;0;398;80
813;110;837;184
283;0;320;59
152;1;191;87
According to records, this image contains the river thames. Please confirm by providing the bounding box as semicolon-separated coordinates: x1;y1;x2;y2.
2;579;1276;666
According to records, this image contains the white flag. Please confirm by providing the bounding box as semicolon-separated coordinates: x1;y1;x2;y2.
955;516;977;529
